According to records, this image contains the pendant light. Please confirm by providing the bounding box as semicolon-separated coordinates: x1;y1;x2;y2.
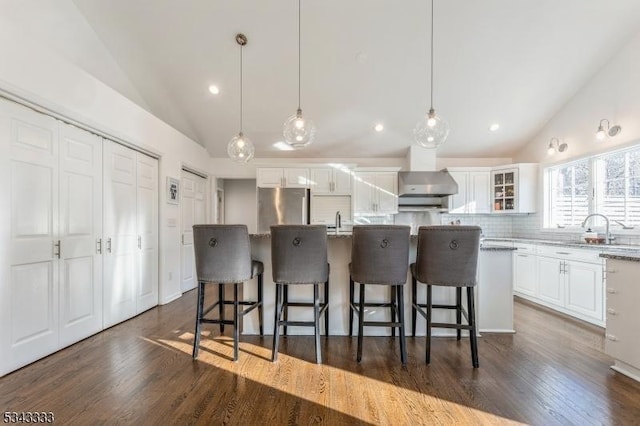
414;0;449;149
227;33;255;163
283;0;316;149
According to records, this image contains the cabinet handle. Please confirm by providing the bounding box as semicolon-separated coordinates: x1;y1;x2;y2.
96;238;102;254
106;238;112;253
138;236;142;249
53;240;61;259
559;262;563;274
281;177;285;187
606;334;618;342
556;251;570;255
606;288;617;294
606;269;618;274
517;254;528;258
181;234;184;245
606;308;618;316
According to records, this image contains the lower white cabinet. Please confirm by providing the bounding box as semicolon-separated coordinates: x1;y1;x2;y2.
605;258;640;380
536;256;565;307
513;245;537;297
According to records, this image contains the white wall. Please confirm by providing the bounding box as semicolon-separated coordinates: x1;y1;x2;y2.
0;16;211;304
223;179;258;233
515;29;640;164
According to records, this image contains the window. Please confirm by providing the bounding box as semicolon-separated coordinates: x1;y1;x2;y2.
545;145;640;229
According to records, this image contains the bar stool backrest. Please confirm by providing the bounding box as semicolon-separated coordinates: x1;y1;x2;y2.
271;225;328;284
351;225;410;285
414;226;481;287
193;224;252;283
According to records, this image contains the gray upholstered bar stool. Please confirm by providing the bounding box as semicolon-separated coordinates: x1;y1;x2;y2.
411;225;481;368
349;225;410;365
192;224;264;361
271;225;329;364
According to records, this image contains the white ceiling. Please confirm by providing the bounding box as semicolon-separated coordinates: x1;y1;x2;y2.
11;1;640;158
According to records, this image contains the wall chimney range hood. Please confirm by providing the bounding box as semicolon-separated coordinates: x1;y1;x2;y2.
398;170;458;197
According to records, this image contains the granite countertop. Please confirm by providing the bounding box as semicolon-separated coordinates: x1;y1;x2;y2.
599;253;640;262
483;237;640;256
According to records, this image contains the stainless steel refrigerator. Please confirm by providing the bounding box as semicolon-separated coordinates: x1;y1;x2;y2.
257;187;309;233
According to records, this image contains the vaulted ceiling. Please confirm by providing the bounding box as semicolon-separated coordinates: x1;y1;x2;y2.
8;0;640;158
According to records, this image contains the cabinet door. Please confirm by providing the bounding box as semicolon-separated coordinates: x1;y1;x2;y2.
1;101;60;374
136;153;158;313
283;168;309;188
353;172;375;214
257;168;283;187
309;168;332;193
565;260;603;322
536;257;564;307
375;172;398;214
513;253;536;296
333;168;352;195
181;171;207;293
59;124;103;346
103;140;138;327
448;171;468;214
469;172;491;214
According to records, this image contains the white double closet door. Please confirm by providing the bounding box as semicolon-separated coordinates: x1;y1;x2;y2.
103;140;158;328
180;170;207;293
0;100;102;374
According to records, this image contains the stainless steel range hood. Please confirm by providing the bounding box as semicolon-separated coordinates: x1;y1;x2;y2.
398;170;458;197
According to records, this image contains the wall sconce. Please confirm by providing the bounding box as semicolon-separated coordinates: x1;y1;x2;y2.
547;137;568;155
595;119;622;142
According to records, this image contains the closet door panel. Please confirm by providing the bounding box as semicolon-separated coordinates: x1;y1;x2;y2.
136;153;158;312
181;171;206;293
59;124;102;345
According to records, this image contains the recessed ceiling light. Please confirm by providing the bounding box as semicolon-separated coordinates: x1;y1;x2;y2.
208;85;220;95
374;123;384;132
273;141;295;151
489;123;500;132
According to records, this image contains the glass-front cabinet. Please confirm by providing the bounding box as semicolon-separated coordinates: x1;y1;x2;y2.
490;164;538;213
492;169;517;212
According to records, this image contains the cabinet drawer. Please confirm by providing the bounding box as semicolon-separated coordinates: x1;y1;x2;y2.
514;243;537;253
605;314;640;367
536;246;602;263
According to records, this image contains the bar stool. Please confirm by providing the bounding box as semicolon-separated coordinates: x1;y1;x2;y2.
192;225;264;361
411;225;481;368
349;225;410;365
271;225;329;364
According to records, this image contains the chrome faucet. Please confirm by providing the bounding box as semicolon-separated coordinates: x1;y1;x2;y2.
581;213;613;244
335;211;342;234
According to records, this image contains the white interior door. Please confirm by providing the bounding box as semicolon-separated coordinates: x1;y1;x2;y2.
181;170;207;293
136;153;158;313
1;100;60;373
59;123;103;346
103;140;137;327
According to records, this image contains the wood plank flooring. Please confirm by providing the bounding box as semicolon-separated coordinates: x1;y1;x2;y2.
1;290;640;425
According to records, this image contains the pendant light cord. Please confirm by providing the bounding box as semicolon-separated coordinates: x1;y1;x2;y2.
240;42;243;133
298;0;302;110
430;0;434;110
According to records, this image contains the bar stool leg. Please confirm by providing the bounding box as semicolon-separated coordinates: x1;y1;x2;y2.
192;281;205;358
283;285;289;336
411;276;417;337
324;277;329;336
426;284;433;364
456;287;462;341
233;284;239;361
218;283;225;334
349;277;355;337
397;285;407;366
467;287;479;368
357;283;365;362
258;273;264;336
390;286;396;338
314;283;321;364
272;283;283;362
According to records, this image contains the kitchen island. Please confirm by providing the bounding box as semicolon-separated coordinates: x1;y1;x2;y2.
240;233;515;336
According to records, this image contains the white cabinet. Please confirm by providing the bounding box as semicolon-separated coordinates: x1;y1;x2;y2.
0;100;103;375
353;171;398;215
536;256;565;307
448;168;491;214
513;244;537;297
103;140;158;328
565;260;603;321
605;258;640;380
257;168;309;188
309;167;352;195
491;163;537;213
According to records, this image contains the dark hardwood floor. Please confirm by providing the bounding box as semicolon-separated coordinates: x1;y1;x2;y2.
1;290;639;425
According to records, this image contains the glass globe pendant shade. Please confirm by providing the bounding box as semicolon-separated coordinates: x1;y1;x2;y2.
414;108;450;149
283;108;316;149
227;132;255;163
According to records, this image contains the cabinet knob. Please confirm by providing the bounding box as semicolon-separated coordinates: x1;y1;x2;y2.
606;308;618;316
606;288;617;294
606;334;618;342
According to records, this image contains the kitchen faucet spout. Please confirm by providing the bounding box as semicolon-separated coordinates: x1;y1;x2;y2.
581;213;612;244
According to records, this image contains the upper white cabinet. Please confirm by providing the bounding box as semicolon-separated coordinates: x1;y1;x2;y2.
309;167;352;195
0;100;103;375
257;168;309;188
448;168;491;214
353;171;398;215
491;163;537;213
